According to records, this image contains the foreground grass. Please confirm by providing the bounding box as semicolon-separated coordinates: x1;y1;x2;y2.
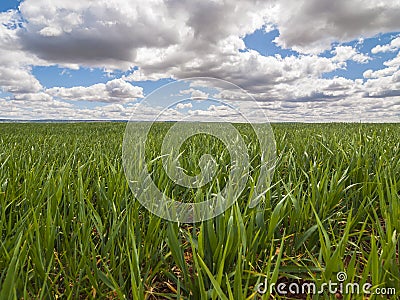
0;122;399;299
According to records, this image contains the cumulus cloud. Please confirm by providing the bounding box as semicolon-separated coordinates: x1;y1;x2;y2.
0;11;47;95
363;69;400;98
0;66;42;94
363;47;400;81
384;51;400;68
1;0;400;121
187;104;243;122
271;0;400;54
46;78;143;102
371;36;400;53
15;0;272;70
331;46;371;64
363;67;398;79
17;0;183;69
176;102;193;109
179;88;209;100
13;0;400;67
0;98;76;120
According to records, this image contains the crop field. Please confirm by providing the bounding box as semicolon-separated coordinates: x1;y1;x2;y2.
0;122;399;299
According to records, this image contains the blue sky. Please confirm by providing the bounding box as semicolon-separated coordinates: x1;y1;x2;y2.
0;0;19;11
1;0;400;121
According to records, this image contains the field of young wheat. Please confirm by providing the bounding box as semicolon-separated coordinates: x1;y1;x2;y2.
0;123;399;299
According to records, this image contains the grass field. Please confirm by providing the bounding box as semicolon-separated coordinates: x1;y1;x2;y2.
0;122;399;299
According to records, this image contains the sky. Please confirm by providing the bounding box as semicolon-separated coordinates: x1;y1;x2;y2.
1;0;400;122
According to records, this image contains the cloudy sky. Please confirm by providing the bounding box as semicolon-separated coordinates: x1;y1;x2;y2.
1;0;400;121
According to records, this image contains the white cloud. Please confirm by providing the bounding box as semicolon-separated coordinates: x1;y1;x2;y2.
179;88;209;100
0;11;47;95
0;66;42;94
176;102;193;109
271;0;400;54
15;0;272;70
46;78;144;102
12;92;53;102
331;46;371;64
363;67;398;78
383;51;400;68
363;49;400;81
371;36;400;53
39;26;64;37
13;0;400;72
363;69;400;98
187;104;243;122
1;0;400;121
17;0;183;69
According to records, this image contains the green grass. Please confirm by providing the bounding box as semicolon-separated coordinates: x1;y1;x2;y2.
0;122;399;299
